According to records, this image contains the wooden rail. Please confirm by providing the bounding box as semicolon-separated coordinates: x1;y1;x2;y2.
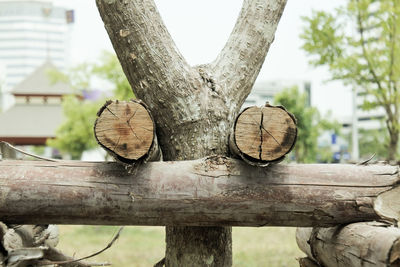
0;158;398;226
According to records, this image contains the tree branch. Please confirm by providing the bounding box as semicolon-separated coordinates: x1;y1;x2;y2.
356;0;386;103
95;0;194;109
210;0;288;105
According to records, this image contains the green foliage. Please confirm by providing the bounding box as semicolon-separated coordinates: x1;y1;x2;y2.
93;51;133;100
359;128;389;159
301;0;400;160
47;96;101;159
47;51;132;159
47;63;93;91
274;87;340;163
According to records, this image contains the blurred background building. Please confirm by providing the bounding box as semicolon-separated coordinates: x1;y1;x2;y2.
244;80;311;108
0;0;74;110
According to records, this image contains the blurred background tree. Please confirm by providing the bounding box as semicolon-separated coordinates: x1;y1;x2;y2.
47;51;132;159
47;96;101;159
93;51;133;100
301;0;400;161
274;86;340;163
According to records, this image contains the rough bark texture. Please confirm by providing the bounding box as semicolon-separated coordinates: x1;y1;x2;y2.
296;222;400;267
94;99;160;163
0;159;398;227
230;104;297;166
95;0;288;265
298;257;320;267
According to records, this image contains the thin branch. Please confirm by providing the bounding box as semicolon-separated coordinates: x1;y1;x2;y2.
388;4;397;96
356;0;386;103
38;227;123;266
357;153;376;165
0;141;59;162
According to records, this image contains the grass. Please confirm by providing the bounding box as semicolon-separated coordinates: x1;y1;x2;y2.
57;226;304;266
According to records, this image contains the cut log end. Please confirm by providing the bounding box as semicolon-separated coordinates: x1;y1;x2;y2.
94;100;155;162
232;104;297;164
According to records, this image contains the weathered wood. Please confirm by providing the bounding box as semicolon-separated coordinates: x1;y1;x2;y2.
230;104;297;166
296;222;400;267
94;100;160;163
298;258;320;267
0;159;398;226
95;0;288;264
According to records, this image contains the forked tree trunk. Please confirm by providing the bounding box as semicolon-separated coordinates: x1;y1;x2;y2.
95;0;287;265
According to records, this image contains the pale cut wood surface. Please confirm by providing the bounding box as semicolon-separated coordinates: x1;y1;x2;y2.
296;222;400;267
234;105;297;162
0;159;398;227
95;100;154;161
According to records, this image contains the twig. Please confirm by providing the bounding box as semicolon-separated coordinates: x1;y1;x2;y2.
38;259;110;266
0;141;59;162
357;153;376;165
38;227;124;266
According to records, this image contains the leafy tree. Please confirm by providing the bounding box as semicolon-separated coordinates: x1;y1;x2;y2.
274;86;340;163
93;51;133;100
359;128;389;159
301;0;400;160
47;96;102;159
47;51;132;159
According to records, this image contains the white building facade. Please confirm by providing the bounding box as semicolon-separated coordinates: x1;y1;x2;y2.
244;79;311;108
0;0;73;109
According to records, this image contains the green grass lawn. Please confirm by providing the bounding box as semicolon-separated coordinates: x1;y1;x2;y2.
57;226;304;266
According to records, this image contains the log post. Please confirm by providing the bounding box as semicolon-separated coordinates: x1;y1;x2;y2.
296;222;400;267
230;103;297;166
94;99;160;163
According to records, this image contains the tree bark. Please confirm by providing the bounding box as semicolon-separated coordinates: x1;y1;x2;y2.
0;159;398;227
95;0;288;265
229;103;297;166
94;99;160;164
296;222;400;267
298;257;319;267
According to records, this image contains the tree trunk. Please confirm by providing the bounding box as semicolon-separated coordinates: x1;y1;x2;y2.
298;258;319;267
95;0;288;265
296;222;400;267
388;128;399;162
0;160;398;227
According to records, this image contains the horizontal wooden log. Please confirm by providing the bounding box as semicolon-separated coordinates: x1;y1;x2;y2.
0;158;398;226
230;103;297;166
296;222;400;267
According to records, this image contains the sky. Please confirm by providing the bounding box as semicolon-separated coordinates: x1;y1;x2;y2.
56;0;351;120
